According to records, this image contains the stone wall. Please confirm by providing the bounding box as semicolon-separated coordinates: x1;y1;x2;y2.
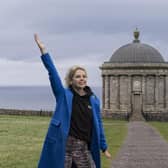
102;109;130;120
0;108;53;116
102;110;168;121
143;112;168;121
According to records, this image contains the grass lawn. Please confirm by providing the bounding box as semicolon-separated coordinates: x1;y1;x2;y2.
101;119;128;168
0;115;127;168
149;121;168;142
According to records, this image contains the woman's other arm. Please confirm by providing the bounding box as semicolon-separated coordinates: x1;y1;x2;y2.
96;98;111;159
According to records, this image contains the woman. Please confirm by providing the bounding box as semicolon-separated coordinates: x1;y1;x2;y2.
34;34;111;168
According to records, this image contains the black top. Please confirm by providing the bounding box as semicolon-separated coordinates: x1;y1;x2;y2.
69;86;93;143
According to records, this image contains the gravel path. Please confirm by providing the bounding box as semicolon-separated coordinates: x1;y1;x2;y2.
111;121;168;168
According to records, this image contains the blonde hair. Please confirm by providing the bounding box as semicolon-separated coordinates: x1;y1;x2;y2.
65;65;87;87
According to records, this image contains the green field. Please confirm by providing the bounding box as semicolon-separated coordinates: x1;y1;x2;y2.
1;115;168;168
101;119;128;168
0;115;127;168
149;121;168;142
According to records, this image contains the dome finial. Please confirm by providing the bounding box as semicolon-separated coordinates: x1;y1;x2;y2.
133;28;140;43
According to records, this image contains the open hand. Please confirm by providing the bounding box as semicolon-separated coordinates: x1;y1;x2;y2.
104;150;112;159
34;33;46;55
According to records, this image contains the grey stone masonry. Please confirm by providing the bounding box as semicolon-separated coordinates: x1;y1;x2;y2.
100;63;168;120
0;108;53;116
111;121;168;168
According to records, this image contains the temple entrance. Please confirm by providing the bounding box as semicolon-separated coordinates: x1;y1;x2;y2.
130;92;144;121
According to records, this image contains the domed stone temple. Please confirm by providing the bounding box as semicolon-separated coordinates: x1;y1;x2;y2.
100;29;168;121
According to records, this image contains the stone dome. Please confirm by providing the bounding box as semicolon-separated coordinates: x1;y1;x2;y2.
109;30;165;63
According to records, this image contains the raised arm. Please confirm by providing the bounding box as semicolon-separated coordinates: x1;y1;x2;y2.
34;34;64;99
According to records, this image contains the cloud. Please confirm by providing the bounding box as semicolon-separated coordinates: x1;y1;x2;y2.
0;56;103;87
0;0;168;85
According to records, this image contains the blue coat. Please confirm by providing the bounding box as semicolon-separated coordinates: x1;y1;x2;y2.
38;53;107;168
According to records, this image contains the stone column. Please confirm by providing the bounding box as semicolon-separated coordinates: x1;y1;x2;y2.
104;75;109;109
155;75;159;111
165;75;168;109
146;75;155;111
102;75;105;109
158;75;165;109
142;75;146;112
119;75;129;110
118;75;120;110
127;75;132;112
164;75;166;109
109;75;118;111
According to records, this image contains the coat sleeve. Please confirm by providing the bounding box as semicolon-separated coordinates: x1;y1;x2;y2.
96;98;108;152
41;53;64;99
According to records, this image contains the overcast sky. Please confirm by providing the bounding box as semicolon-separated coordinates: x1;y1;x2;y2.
0;0;168;86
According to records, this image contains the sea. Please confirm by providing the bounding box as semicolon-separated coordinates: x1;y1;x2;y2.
0;86;101;111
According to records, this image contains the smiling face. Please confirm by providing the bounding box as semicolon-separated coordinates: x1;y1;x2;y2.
71;69;87;90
